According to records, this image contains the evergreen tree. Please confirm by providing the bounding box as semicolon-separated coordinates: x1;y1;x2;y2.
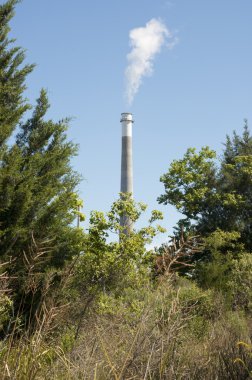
1;90;82;267
0;0;34;146
219;122;252;248
0;0;34;220
0;0;84;331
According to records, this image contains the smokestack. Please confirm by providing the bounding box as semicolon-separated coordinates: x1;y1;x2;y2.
120;112;134;231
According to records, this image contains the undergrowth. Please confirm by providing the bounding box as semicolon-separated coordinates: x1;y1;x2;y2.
1;274;252;379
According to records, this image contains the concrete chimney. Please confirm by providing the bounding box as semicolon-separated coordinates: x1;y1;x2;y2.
120;112;134;231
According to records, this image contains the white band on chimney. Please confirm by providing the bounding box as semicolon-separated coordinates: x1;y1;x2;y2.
122;123;132;137
121;112;133;137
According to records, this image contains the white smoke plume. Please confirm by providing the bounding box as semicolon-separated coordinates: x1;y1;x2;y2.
125;18;177;105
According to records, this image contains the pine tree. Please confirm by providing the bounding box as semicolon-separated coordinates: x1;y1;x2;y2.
1;90;82;265
0;0;34;146
0;1;84;331
0;0;34;228
219;121;252;248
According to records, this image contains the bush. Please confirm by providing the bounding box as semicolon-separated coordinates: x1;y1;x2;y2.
228;253;252;312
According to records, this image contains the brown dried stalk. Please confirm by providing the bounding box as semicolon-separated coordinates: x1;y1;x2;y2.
155;227;204;276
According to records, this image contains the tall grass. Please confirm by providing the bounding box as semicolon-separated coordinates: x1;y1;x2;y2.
49;277;252;379
1;244;252;379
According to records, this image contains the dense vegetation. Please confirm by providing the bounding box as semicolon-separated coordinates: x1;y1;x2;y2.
1;1;252;379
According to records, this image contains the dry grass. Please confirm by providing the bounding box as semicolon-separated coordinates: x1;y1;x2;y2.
48;279;252;380
1;247;252;380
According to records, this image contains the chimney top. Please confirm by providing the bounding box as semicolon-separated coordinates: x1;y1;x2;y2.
120;112;134;123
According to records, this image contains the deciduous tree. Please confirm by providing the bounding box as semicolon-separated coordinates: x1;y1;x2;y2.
158;122;252;250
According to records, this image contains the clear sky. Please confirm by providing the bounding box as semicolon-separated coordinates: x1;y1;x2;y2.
6;0;252;243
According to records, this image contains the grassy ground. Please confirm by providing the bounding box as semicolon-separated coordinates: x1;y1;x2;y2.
1;275;252;379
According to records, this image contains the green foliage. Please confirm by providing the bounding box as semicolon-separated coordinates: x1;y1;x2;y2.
71;194;165;303
97;282;150;323
0;1;84;333
158;146;217;218
196;229;243;292
1;90;82;264
1;2;252;379
195;229;252;315
52;277;250;380
204;229;241;252
0;89;85;330
0;294;12;330
0;0;34;146
227;253;252;311
178;281;218;320
159;122;252;250
156;277;222;340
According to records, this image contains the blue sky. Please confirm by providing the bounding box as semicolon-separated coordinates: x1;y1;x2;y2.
7;0;252;243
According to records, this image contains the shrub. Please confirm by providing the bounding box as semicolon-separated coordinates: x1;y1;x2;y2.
228;253;252;312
